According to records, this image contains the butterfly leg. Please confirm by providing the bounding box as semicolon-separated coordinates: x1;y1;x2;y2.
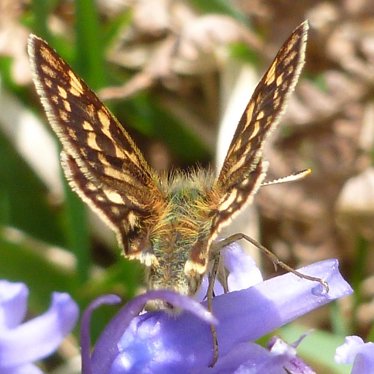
215;233;329;293
207;253;221;367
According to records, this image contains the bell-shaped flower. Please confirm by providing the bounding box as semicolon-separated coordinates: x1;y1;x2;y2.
81;244;352;373
0;280;79;374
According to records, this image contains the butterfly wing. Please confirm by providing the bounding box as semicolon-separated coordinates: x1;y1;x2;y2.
28;35;164;263
210;21;309;236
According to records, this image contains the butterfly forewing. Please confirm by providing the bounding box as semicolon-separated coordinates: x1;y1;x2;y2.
28;35;164;259
210;21;308;235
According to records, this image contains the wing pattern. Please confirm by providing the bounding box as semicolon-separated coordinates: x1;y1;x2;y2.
210;22;308;236
28;35;164;260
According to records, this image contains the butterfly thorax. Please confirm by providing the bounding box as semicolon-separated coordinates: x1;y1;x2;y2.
145;170;216;303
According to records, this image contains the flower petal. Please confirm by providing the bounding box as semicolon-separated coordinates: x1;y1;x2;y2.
0;281;28;330
196;342;271;374
109;259;351;372
90;290;215;374
335;336;364;364
0;292;78;369
81;294;122;374
351;343;374;374
335;336;374;374
3;363;44;374
196;340;315;374
222;242;263;291
209;259;351;352
195;243;263;301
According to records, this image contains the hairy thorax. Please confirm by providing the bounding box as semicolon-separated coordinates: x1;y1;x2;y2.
145;170;216;308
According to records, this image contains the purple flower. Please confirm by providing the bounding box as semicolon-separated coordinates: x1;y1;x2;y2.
81;244;352;373
335;336;374;373
0;280;79;374
208;336;316;374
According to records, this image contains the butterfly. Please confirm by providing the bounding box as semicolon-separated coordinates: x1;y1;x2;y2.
28;21;310;312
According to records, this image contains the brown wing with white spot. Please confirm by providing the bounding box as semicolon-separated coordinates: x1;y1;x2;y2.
211;21;308;235
28;35;164;259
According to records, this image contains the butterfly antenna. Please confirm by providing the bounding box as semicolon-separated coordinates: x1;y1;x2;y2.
262;168;311;187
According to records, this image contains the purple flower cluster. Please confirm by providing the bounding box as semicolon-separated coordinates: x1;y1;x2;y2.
80;244;355;373
2;243;374;373
0;280;78;374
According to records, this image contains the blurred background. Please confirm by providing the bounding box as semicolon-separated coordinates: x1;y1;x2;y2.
0;0;373;372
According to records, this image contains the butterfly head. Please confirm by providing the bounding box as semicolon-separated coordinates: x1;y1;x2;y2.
145;256;205;311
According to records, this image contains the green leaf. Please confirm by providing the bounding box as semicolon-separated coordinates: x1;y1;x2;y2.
0;233;75;310
0;130;64;246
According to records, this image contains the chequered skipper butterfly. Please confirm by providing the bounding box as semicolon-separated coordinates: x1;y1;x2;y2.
28;22;318;312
